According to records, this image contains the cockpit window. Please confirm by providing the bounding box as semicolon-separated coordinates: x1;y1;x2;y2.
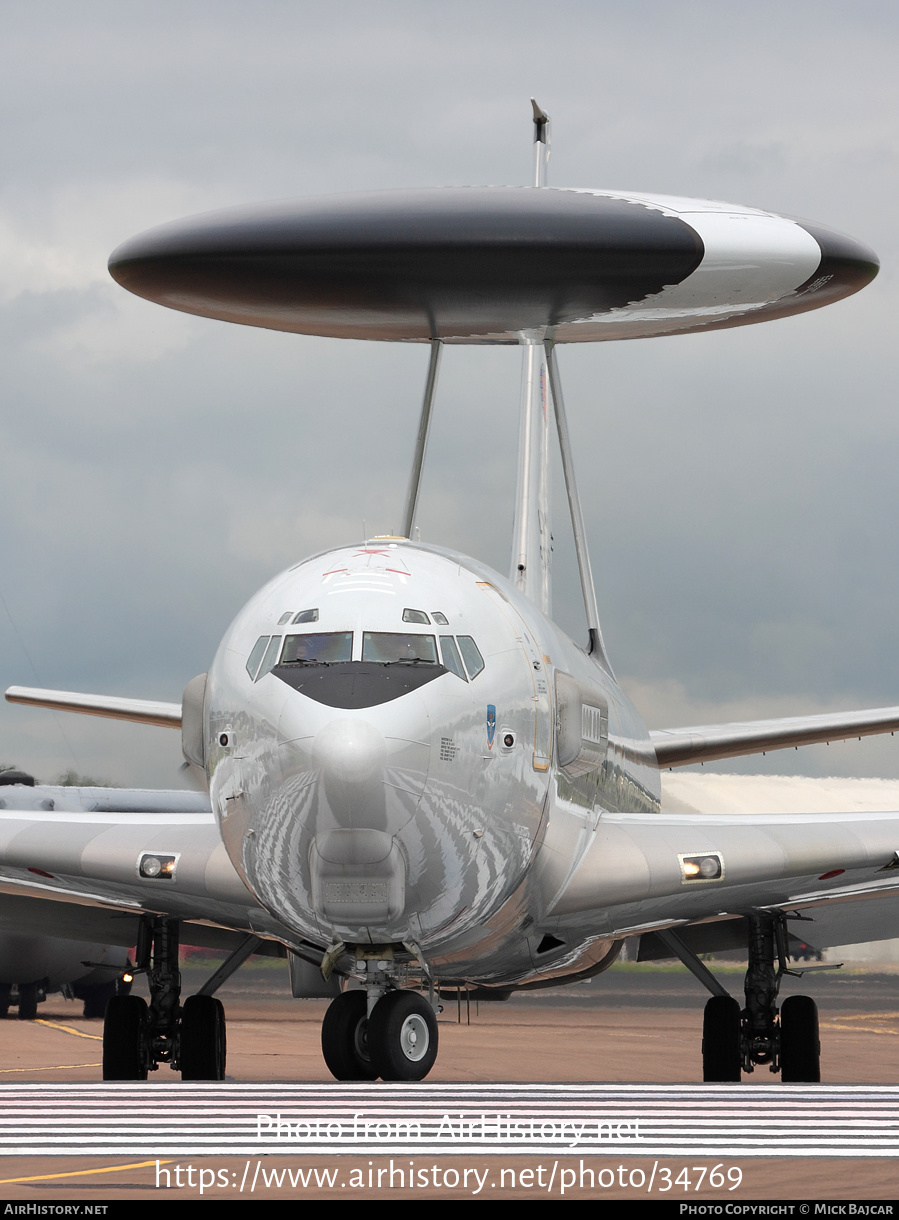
432;611;449;625
292;608;319;624
439;636;467;681
362;632;439;664
402;608;430;624
257;635;283;680
277;612;293;625
457;635;485;680
246;635;270;680
281;631;352;664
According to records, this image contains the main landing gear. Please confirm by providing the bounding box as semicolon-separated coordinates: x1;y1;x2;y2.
101;917;257;1082
322;988;438;1081
663;914;823;1084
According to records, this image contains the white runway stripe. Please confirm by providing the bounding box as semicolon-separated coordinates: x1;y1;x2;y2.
0;1084;897;1157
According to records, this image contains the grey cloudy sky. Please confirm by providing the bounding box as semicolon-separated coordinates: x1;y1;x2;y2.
0;0;897;785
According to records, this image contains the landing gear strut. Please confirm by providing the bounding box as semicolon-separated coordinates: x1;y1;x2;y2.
662;916;822;1083
101;917;249;1082
737;912;820;1083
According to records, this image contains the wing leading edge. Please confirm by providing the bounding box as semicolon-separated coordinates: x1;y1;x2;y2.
5;685;181;728
650;705;899;768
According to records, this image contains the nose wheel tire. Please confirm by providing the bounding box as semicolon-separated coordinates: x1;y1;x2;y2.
180;994;227;1081
780;994;820;1083
321;990;379;1081
103;995;149;1080
702;994;742;1082
368;990;438;1082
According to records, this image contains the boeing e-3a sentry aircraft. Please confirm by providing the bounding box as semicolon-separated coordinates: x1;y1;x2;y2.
3;102;897;1085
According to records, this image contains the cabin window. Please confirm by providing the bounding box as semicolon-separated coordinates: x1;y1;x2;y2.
457;636;485;680
246;636;270;680
402;608;430;624
281;632;353;664
256;635;283;680
362;632;439;664
439;636;467;681
292;608;319;624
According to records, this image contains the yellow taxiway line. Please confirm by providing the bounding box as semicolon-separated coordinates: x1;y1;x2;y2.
0;1159;170;1185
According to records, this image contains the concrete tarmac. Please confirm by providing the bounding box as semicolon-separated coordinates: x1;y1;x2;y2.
0;961;897;1200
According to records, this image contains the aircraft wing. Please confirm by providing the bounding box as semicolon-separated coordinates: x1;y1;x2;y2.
650;705;899;767
5;685;181;727
0;802;297;954
550;808;899;946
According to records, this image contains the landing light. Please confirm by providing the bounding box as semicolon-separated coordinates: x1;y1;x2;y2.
139;852;177;880
679;852;723;883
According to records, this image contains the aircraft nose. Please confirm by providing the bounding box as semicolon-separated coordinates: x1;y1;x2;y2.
303;716;428;834
312;717;385;795
277;695;431;836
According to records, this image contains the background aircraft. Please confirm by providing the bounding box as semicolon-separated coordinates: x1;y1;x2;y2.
0;104;895;1086
0;770;133;1019
0;933;128;1021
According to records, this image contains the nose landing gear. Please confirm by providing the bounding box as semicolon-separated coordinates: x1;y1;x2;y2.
321;988;438;1082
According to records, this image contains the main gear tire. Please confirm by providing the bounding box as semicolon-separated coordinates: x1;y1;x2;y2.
103;995;149;1080
780;995;820;1083
702;994;742;1082
180;994;227;1081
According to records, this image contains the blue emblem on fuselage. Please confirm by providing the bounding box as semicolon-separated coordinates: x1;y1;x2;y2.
486;704;496;749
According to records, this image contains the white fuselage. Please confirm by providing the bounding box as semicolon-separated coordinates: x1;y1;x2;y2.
205;539;658;984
